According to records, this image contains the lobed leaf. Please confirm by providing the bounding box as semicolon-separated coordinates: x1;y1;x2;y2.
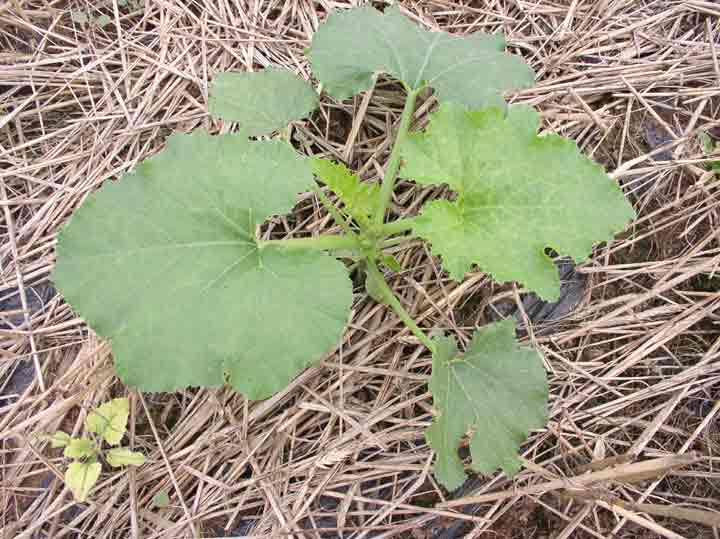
402;104;635;300
426;320;548;490
106;448;146;467
54;132;353;400
308;5;534;107
65;461;101;502
311;159;380;225
85;397;129;446
209;69;318;136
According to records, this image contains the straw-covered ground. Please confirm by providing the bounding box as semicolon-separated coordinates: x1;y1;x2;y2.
2;1;720;538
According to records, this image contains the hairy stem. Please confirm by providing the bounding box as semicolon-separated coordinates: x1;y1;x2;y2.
366;259;436;352
374;89;420;226
379;216;417;236
259;234;359;252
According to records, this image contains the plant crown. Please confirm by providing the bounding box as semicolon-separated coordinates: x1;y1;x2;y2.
53;6;635;489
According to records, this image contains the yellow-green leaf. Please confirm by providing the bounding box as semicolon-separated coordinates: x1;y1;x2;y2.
65;461;101;502
49;431;71;448
311;159;380;225
106;448;146;467
85;398;129;446
64;438;96;459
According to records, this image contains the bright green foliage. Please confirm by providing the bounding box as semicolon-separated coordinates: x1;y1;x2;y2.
311;159;380;225
699;132;720;173
65;461;102;503
402;104;635;300
85;397;129;446
64;438;96;459
49;431;71;448
209;69;318;136
308;5;534;108
426;320;548;490
107;448;146;467
53;132;352;399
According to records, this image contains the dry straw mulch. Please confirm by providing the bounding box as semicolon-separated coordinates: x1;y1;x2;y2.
2;1;720;538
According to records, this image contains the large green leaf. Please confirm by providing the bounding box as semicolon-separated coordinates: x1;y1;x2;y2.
402;104;635;300
54;132;353;400
208;69;318;135
308;5;534;107
426;320;548;490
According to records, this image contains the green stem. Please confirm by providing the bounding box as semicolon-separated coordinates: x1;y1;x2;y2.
379;216;417;236
259;234;359;252
366;259;436;353
374;89;420;226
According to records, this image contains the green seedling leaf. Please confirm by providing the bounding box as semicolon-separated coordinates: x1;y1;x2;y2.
85;398;129;446
209;69;318;136
426;320;548;490
380;254;402;273
49;431;72;448
699;131;714;154
64;438;96;459
699;131;720;173
153;490;170;508
71;10;89;24
308;5;534;107
95;14;112;27
65;461;101;502
54;132;352;399
311;159;380;225
402;104;635;300
106;448;146;467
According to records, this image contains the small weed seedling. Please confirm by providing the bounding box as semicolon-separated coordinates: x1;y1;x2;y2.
54;6;635;489
700;131;720;174
48;398;145;501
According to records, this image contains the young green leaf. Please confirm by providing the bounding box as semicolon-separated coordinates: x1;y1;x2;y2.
426;320;548;490
64;438;96;459
311;159;380;225
380;254;402;273
85;398;129;446
53;132;352;400
209;69;318;136
308;5;534;107
402;104;635;300
49;431;72;448
71;10;89;24
65;461;101;502
699;132;720;173
153;490;170;508
106;448;146;467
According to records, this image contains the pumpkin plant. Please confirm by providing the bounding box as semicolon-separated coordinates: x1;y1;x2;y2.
53;6;634;489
